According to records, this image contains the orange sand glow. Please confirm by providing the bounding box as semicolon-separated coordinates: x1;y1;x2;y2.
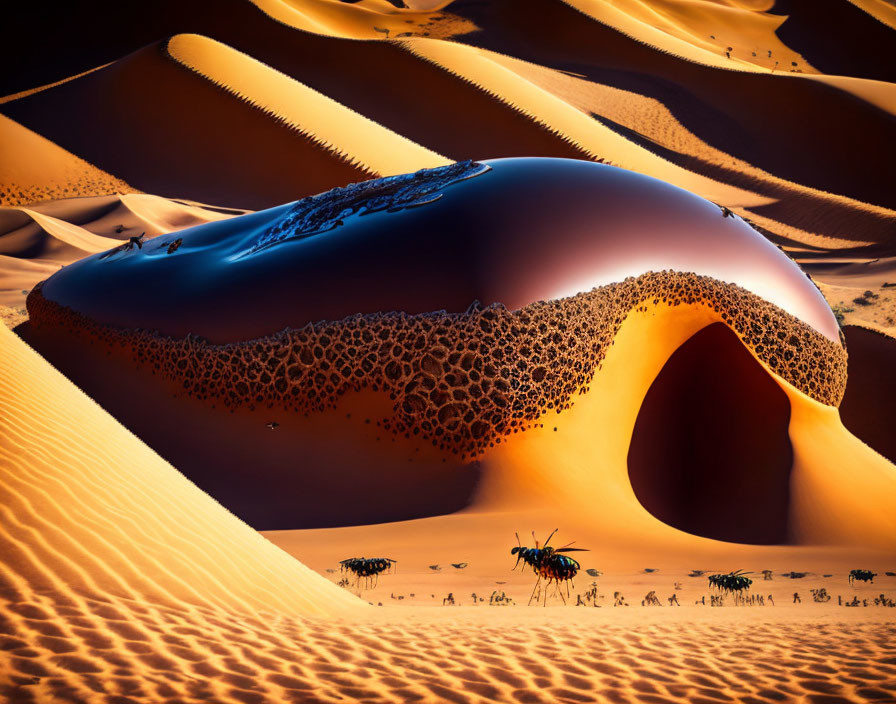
2;1;896;702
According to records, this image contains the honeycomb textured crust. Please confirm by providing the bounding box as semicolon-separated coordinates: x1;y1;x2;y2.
27;271;847;457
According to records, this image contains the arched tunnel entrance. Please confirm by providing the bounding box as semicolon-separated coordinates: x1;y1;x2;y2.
627;322;794;544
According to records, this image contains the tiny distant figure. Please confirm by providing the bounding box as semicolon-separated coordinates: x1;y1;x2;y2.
644;591;662;606
839;595;842;605
429;565;441;572
443;593;455;606
811;588;831;603
644;568;658;573
674;582;683;591
613;591;627;607
266;421;280;430
452;563;468;569
762;570;773;581
115;224;125;234
720;205;734;218
668;594;680;606
373;26;390;38
793;592;801;604
757;595;765;606
768;594;775;606
126;232;145;250
471;592;478;604
696;596;706;605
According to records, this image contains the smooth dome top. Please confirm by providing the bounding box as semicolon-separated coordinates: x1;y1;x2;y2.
39;158;840;344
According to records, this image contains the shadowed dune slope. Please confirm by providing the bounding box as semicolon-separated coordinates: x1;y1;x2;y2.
1;35;446;209
628;322;793;545
0;322;359;617
770;0;896;83
0;115;135;208
839;324;896;464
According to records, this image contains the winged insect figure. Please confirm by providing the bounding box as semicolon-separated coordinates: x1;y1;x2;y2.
511;530;588;606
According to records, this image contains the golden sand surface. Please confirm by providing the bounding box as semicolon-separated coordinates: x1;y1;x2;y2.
1;2;895;702
5;303;890;704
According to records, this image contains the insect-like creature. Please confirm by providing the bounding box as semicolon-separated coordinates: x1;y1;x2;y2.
849;569;876;585
512;530;588;606
708;570;753;595
339;557;396;590
126;233;145;250
451;563;468;569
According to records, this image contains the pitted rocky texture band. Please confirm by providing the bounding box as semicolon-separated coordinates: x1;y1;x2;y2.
28;270;847;458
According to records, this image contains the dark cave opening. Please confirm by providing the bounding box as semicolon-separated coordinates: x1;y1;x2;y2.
628;322;794;544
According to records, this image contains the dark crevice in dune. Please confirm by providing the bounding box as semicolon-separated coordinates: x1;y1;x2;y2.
628;323;794;545
839;325;896;465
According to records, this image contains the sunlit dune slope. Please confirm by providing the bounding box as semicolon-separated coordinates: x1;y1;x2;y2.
562;0;896;82
249;0;471;39
563;0;808;73
0;115;135;208
2;34;447;209
0;322;358;616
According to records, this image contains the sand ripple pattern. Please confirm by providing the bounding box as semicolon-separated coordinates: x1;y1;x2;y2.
2;592;895;704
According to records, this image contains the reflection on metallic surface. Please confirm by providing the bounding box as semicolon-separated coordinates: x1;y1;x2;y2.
37;157;840;344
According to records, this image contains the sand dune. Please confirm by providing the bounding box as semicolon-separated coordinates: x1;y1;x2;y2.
0;115;135;208
563;0;807;73
0;322;358;614
2;35;448;210
444;0;896;211
167;33;448;178
2;3;895;703
3;303;893;704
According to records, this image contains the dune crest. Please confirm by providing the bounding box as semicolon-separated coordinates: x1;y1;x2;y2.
165;33;449;178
